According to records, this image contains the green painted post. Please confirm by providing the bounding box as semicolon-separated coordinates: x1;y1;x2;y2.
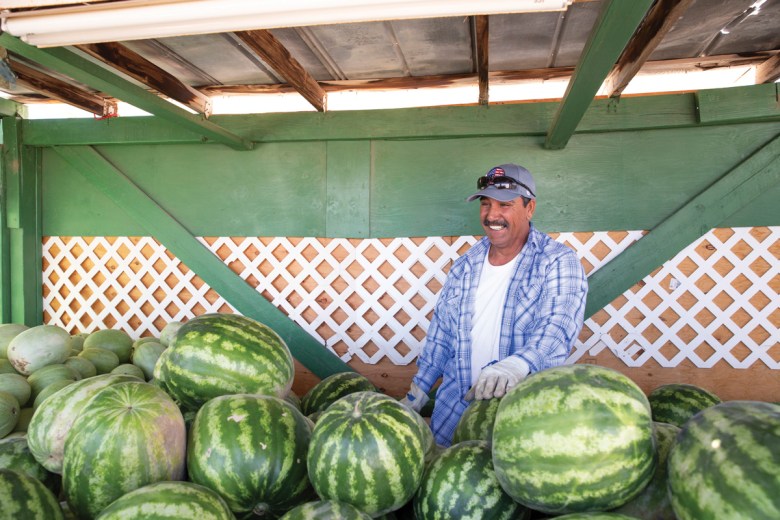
52;145;353;379
545;0;655;149
2;116;42;325
585;133;780;318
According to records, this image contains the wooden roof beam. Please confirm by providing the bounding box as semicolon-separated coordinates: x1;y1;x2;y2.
234;29;326;112
544;0;655;150
471;15;489;105
76;42;212;116
755;54;780;84
9;58;116;117
603;0;695;98
0;33;252;150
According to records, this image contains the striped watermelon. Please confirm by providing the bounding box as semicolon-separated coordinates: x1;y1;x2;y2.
160;313;294;410
300;372;376;416
668;400;780;520
413;440;526;520
308;391;426;517
611;421;680;519
648;383;721;427
62;381;186;519
553;514;639;519
280;500;372;520
27;373;140;474
0;468;63;520
0;437;58;493
95;481;234;520
452;397;501;444
492;364;656;515
187;393;313;517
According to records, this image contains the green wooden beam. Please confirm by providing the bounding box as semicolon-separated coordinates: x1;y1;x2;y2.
585;132;780;318
545;0;655;150
0;34;252;151
2;116;42;325
697;83;780;124
51;145;352;378
326;141;371;238
21;85;780;147
0;98;26;118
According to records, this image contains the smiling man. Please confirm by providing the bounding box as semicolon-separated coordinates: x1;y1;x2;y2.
401;163;588;446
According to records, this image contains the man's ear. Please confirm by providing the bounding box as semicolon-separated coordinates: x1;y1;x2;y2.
527;199;536;220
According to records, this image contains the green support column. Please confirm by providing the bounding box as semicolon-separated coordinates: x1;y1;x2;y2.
1;116;42;325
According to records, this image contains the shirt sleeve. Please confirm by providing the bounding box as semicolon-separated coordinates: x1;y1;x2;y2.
412;272;459;393
517;248;588;371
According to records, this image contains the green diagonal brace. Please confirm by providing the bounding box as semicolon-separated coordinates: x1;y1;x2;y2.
52;145;352;378
585;133;780;318
0;34;252;151
545;0;654;149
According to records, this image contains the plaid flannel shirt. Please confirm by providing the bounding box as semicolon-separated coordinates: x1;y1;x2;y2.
412;224;588;446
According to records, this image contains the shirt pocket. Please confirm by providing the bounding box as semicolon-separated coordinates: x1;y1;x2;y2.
510;281;543;332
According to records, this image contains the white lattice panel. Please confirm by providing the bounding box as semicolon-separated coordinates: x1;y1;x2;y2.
42;228;779;368
570;227;779;369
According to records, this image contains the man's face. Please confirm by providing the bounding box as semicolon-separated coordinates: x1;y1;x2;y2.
479;196;536;251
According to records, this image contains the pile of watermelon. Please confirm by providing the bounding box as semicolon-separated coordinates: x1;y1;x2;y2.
1;314;778;519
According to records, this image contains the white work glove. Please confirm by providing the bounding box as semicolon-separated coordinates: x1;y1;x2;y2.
466;356;530;401
400;382;429;413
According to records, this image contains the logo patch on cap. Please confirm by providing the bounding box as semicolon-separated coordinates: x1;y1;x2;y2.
487;166;505;179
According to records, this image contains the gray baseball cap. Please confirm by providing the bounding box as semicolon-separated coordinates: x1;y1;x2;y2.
466;163;536;202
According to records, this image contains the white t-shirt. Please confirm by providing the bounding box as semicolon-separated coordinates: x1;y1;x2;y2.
470;253;519;386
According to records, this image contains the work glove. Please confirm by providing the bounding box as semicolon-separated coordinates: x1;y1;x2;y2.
400;382;429;413
465;356;530;401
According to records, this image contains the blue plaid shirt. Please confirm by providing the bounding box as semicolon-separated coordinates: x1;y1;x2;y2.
412;224;588;446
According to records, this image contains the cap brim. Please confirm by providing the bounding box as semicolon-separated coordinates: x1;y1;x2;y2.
466;187;533;202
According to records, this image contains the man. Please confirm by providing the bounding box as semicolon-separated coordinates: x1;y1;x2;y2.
401;163;588;446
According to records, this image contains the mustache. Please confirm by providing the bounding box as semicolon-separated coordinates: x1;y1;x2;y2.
484;219;508;227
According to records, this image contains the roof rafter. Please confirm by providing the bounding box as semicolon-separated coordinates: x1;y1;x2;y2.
76;41;212;116
470;15;489;105
544;0;655;150
0;33;252;150
755;54;780;84
603;0;695;98
234;29;327;112
9;58;116;117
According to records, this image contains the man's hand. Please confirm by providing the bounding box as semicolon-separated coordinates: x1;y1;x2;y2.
399;382;429;412
465;356;530;401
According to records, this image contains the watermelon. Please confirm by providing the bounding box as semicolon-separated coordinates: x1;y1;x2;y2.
27;373;142;474
160;313;294;410
280;500;372;519
492;364;656;515
62;381;186;519
78;347;120;374
0;373;32;408
452;397;501;444
611;421;680;519
95;481;234;520
7;325;72;376
285;390;302;411
647;383;721;428
0;391;20;437
83;329;133;363
12;407;34;433
160;320;184;346
64;356;97;379
110;363;146;380
668;401;780;520
308;391;426;516
0;359;17;374
27;364;81;400
413;440;526;520
131;340;166;380
0;436;58;492
187;393;313;517
0;324;28;358
300;371;377;415
554;514;639;519
69;334;86;353
0;468;64;520
32;380;75;410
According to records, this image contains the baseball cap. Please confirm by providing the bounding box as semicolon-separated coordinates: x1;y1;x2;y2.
466;163;536;202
